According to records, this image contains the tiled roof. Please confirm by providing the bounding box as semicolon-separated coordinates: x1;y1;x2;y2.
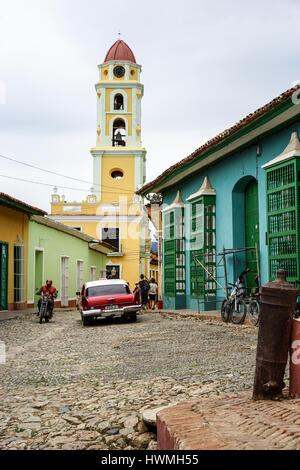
30;215;117;254
0;192;47;215
104;40;136;63
137;84;300;195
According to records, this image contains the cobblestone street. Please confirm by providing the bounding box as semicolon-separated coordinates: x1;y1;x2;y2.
0;309;258;450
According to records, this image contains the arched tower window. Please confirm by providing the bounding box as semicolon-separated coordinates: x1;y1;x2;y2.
113;119;126;147
114;94;124;110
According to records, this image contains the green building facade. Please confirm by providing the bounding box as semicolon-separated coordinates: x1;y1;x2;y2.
137;85;300;311
27;216;112;308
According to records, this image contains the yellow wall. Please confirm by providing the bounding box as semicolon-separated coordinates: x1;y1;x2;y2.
60;220;144;289
105;88;132;113
129;66;138;80
105;113;132;136
0;206;29;308
101;66;109;80
101;156;135;203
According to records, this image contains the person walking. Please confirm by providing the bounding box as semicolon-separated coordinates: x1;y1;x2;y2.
138;274;150;310
148;278;158;310
133;282;140;304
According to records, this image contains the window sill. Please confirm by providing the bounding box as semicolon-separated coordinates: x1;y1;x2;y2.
107;252;124;257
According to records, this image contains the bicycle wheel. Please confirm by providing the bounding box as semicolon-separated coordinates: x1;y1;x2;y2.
221;299;230;323
248;300;260;326
231;300;247;325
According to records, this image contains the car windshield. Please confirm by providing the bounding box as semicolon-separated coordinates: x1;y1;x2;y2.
85;284;131;297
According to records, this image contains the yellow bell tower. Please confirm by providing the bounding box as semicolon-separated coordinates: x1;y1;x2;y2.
50;40;150;287
91;39;146;202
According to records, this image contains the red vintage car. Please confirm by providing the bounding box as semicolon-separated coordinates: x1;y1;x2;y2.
78;279;142;326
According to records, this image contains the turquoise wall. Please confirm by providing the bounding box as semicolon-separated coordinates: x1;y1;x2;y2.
27;221;107;304
162;120;300;311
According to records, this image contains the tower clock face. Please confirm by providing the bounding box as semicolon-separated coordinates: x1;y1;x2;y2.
113;66;125;78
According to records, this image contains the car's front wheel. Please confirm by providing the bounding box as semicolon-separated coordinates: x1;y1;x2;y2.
82;316;90;326
123;314;137;323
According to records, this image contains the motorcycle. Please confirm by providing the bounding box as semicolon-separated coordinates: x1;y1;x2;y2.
36;291;53;324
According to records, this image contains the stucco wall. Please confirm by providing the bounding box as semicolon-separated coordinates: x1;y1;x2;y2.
0;206;29;309
27;221;107;306
162;120;300;310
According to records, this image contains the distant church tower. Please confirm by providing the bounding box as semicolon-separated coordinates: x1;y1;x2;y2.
50;40;150;286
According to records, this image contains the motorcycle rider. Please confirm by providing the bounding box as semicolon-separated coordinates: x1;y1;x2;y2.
37;280;58;317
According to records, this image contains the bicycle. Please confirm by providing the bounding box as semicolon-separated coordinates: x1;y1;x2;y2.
221;283;247;325
248;291;261;326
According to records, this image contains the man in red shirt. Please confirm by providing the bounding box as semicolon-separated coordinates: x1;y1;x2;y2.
37;280;58;317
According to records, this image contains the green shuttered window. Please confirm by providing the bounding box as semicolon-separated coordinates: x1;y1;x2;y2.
266;161;300;282
190;196;216;298
163;208;186;297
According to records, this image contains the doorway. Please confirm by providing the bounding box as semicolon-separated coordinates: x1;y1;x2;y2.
0;243;8;311
34;250;43;307
61;257;69;307
232;176;260;290
245;179;260;289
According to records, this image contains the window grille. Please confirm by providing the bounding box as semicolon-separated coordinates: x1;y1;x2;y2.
163;207;186;297
190;196;216;298
266;160;300;283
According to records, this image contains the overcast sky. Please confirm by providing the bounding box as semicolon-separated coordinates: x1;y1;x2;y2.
0;0;300;211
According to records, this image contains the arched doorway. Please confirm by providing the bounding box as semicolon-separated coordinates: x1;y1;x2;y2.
232;176;260;290
245;179;260;289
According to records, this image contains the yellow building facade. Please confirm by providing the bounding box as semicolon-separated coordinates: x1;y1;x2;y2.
50;40;150;289
0;193;46;311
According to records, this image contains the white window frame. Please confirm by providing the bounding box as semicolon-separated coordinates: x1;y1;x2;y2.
101;226;121;253
106;261;122;280
14;243;25;303
110;89;128;112
90;266;97;281
76;259;84;292
30;247;44;304
60;256;70;307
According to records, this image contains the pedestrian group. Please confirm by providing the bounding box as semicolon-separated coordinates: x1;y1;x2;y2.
133;274;158;310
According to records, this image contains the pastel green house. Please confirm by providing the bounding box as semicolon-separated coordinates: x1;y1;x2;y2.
27;215;113;308
137;84;300;311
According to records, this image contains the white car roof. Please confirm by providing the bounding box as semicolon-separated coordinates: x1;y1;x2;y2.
84;279;129;289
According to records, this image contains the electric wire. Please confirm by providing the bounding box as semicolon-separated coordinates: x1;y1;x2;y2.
0;173;143;197
0;152;137;194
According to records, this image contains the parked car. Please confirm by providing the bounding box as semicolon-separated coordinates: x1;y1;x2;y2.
78;279;142;326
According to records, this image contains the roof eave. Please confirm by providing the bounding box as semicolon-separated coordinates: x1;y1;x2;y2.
137;87;300;196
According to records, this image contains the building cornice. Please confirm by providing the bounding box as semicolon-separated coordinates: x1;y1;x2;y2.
48;215;144;223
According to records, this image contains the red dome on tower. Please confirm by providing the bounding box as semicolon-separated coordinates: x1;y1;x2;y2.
104;40;136;63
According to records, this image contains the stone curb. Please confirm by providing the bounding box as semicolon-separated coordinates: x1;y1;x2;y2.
147;309;252;326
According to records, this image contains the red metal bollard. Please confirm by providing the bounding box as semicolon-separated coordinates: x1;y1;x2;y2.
253;269;298;400
289;319;300;398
